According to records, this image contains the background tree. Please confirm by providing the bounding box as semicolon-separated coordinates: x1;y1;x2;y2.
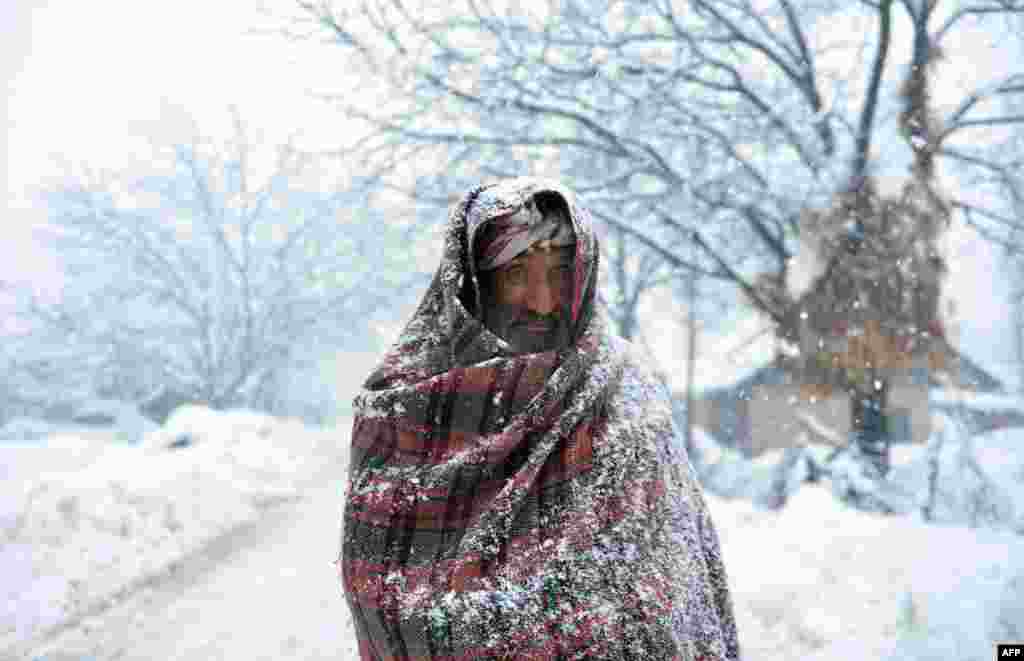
278;0;1024;488
984;84;1024;393
280;0;1021;307
4;114;425;421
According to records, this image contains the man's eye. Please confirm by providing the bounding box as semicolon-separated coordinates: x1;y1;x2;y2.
505;267;526;282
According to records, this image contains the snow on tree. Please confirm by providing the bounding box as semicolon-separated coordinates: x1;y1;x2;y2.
744;1;1000;509
276;0;1024;369
274;1;1024;504
4;113;424;419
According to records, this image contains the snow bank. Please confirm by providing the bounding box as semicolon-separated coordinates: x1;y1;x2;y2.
929;389;1024;413
707;483;1024;661
0;401;158;446
884;413;1024;533
1;407;350;650
0;418;64;443
695;405;1024;533
70;398;158;444
693;414;1024;660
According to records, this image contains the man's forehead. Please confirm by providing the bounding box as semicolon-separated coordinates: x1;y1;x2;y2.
507;245;575;265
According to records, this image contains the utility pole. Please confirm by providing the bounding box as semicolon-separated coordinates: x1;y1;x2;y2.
684;249;699;459
1013;283;1024;394
1007;221;1024;394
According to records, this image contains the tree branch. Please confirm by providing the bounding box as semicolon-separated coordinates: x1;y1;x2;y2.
690;228;786;326
852;0;894;185
935;2;1024;43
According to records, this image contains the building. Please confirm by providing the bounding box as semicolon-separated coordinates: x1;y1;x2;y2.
689;341;1011;458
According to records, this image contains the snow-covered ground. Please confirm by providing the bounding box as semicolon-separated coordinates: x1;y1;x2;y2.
1;406;349;653
716;482;1023;661
3;404;1022;660
695;413;1024;660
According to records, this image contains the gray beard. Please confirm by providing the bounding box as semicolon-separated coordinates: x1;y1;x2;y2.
482;302;572;354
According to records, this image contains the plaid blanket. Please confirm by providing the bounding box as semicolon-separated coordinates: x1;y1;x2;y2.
338;178;741;660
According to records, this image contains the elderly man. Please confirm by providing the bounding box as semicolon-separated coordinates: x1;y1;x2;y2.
338;178;741;660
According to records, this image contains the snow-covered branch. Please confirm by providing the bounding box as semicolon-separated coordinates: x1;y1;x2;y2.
9;117;419;415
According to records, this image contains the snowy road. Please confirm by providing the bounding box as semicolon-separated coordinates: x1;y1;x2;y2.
17;470;358;661
10;424;1023;661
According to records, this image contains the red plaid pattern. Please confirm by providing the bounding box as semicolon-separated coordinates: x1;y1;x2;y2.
338;179;741;660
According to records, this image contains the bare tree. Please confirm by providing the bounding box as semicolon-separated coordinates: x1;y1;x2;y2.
592;213;674;339
279;0;1021;302
985;90;1024;391
6;115;423;418
277;0;1024;481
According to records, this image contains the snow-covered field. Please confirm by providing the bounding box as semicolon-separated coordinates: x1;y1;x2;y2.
3;404;1022;660
1;406;349;652
697;413;1024;660
716;482;1023;660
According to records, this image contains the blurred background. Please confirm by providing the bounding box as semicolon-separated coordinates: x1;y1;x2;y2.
3;1;1024;659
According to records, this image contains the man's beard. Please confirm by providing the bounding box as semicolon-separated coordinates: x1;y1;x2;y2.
483;302;572;354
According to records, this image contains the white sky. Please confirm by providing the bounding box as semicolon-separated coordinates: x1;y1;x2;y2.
2;0;1019;387
2;0;353;290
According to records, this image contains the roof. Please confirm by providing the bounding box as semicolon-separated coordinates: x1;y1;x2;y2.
697;346;1005;399
699;362;790;401
937;351;1005;393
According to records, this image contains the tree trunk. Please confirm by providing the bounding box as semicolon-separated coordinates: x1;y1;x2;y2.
921;417;943;522
619;305;638;342
765;445;805;510
850;376;891;478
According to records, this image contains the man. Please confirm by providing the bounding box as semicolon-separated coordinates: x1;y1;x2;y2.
338;178;741;660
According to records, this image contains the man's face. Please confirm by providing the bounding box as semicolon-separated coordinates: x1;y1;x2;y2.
481;245;575;353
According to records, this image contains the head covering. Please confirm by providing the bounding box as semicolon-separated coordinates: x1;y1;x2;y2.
469;190;578;354
337;177;741;660
473;194;576;272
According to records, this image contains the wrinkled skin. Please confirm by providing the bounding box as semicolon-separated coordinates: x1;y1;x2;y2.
479;246;575;354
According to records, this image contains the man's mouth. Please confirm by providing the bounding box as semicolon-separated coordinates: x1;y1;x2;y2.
519;320;555;334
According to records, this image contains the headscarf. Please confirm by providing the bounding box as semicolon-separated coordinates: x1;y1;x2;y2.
472;193;576;272
338;177;741;660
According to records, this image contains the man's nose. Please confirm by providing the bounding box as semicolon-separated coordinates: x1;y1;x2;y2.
527;280;557;316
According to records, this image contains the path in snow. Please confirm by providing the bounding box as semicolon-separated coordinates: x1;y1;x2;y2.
19;470;358;661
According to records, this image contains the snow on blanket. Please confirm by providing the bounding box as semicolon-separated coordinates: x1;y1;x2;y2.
0;407;349;649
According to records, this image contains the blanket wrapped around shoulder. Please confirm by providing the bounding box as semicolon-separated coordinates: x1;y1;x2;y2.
338;179;741;660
